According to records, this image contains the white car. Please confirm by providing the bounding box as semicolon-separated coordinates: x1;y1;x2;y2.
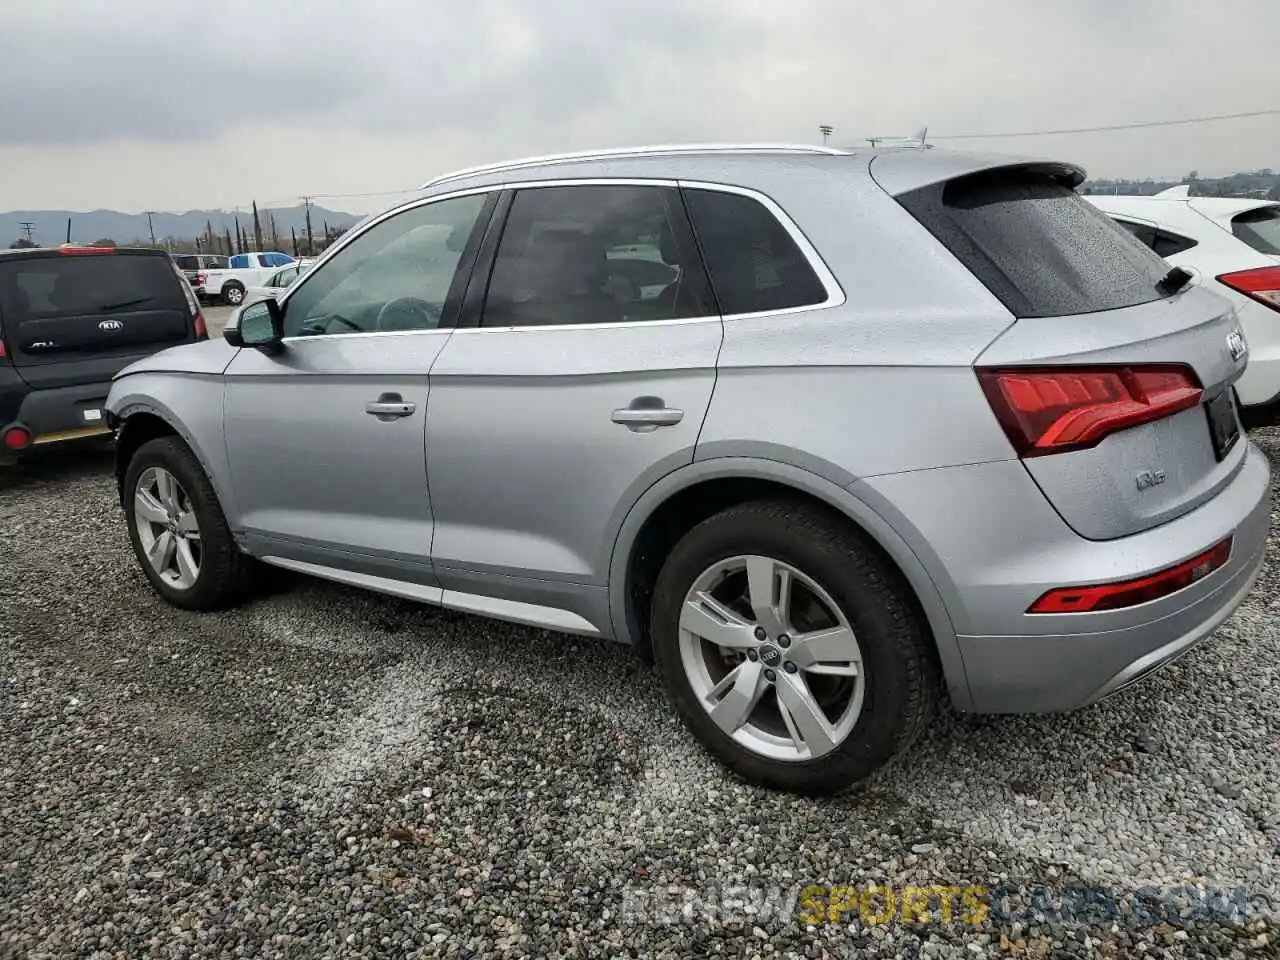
1087;187;1280;425
198;251;297;306
244;263;305;304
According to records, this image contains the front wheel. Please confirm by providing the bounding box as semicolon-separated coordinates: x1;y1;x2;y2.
222;283;245;306
123;436;254;610
651;499;938;795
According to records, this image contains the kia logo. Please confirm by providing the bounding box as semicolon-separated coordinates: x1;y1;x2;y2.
98;319;124;331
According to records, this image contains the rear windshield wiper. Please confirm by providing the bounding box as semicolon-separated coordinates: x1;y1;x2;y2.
1156;266;1194;296
100;296;153;311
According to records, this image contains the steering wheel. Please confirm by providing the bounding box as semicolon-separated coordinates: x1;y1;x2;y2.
297;313;362;335
375;297;441;332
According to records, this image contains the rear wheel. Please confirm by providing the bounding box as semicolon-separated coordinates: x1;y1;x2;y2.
222;282;245;306
123;437;253;610
651;499;938;795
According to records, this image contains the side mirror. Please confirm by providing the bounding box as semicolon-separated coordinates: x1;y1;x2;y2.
224;298;283;349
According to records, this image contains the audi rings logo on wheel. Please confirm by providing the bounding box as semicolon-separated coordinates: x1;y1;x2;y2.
758;645;783;668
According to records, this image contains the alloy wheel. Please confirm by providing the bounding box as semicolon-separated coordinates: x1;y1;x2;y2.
678;554;865;762
133;466;202;590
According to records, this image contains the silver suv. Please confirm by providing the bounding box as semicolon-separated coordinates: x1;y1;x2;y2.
106;144;1271;795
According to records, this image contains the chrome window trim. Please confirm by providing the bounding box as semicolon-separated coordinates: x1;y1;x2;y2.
276;175;845;342
450;177;844;335
678;178;846;320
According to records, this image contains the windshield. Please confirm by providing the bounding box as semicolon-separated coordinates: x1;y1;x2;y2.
1232;206;1280;255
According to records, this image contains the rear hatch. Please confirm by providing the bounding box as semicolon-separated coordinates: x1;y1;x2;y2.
0;248;201;390
886;158;1249;540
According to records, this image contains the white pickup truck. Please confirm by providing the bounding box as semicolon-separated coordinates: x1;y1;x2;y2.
198;251;297;305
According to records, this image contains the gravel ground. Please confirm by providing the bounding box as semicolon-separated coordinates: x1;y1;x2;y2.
1;429;1277;959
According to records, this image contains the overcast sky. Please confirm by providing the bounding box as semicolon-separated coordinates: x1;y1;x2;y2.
0;0;1276;214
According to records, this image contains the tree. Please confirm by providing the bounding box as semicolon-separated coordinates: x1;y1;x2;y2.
252;200;264;251
223;227;234;256
269;212;280;250
8;238;36;249
304;201;314;257
291;226;299;257
91;238;116;248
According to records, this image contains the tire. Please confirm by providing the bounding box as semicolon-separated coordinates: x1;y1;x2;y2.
651;499;938;796
222;282;245;306
122;436;254;611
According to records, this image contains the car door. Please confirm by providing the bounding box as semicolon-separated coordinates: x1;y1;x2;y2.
424;181;722;629
222;190;496;589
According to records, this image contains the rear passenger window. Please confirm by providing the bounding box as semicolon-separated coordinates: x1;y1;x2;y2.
897;168;1172;318
1151;229;1197;258
682;189;828;315
482;185;716;327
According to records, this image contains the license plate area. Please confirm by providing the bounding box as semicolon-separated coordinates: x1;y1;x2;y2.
1204;388;1241;461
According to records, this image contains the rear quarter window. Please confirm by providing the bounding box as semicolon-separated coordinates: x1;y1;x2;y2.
1232;206;1280;255
682;189;828;316
897;168;1172;318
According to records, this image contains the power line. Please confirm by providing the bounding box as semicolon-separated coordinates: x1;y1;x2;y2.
930;106;1280;141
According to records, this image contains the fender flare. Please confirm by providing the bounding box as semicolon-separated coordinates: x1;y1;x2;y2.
606;456;974;711
111;396;241;530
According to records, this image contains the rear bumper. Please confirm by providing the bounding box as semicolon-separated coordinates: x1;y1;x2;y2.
859;441;1272;713
3;380;115;449
956;509;1267;712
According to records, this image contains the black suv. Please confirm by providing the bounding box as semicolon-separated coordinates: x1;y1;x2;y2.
1;245;207;461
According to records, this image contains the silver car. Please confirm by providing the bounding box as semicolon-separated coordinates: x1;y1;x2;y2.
105;144;1271;795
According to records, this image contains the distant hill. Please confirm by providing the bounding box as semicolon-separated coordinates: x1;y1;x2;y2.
1081;169;1280;200
1;204;362;249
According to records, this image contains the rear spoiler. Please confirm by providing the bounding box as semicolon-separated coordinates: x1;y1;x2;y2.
870;152;1087;197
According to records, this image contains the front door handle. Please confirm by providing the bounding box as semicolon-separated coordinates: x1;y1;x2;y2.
365;392;416;420
612;398;684;433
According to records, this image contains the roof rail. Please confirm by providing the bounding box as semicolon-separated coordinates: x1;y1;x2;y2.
420;143;852;189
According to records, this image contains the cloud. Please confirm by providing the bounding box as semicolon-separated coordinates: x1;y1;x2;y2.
0;0;1276;210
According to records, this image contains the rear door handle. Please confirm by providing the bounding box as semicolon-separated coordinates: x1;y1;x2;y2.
612;400;684;432
365;392;416;420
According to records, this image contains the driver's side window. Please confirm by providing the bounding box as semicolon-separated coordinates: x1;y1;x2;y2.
281;193;490;338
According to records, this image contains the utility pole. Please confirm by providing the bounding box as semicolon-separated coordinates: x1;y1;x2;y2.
145;211;157;247
819;124;833;145
19;221;35;243
302;196;314;257
66;218;72;243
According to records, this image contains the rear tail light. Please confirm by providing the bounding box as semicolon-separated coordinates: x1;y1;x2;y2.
0;339;6;363
978;364;1204;457
1029;536;1232;613
195;271;207;286
2;425;33;450
194;313;208;339
1217;266;1280;311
